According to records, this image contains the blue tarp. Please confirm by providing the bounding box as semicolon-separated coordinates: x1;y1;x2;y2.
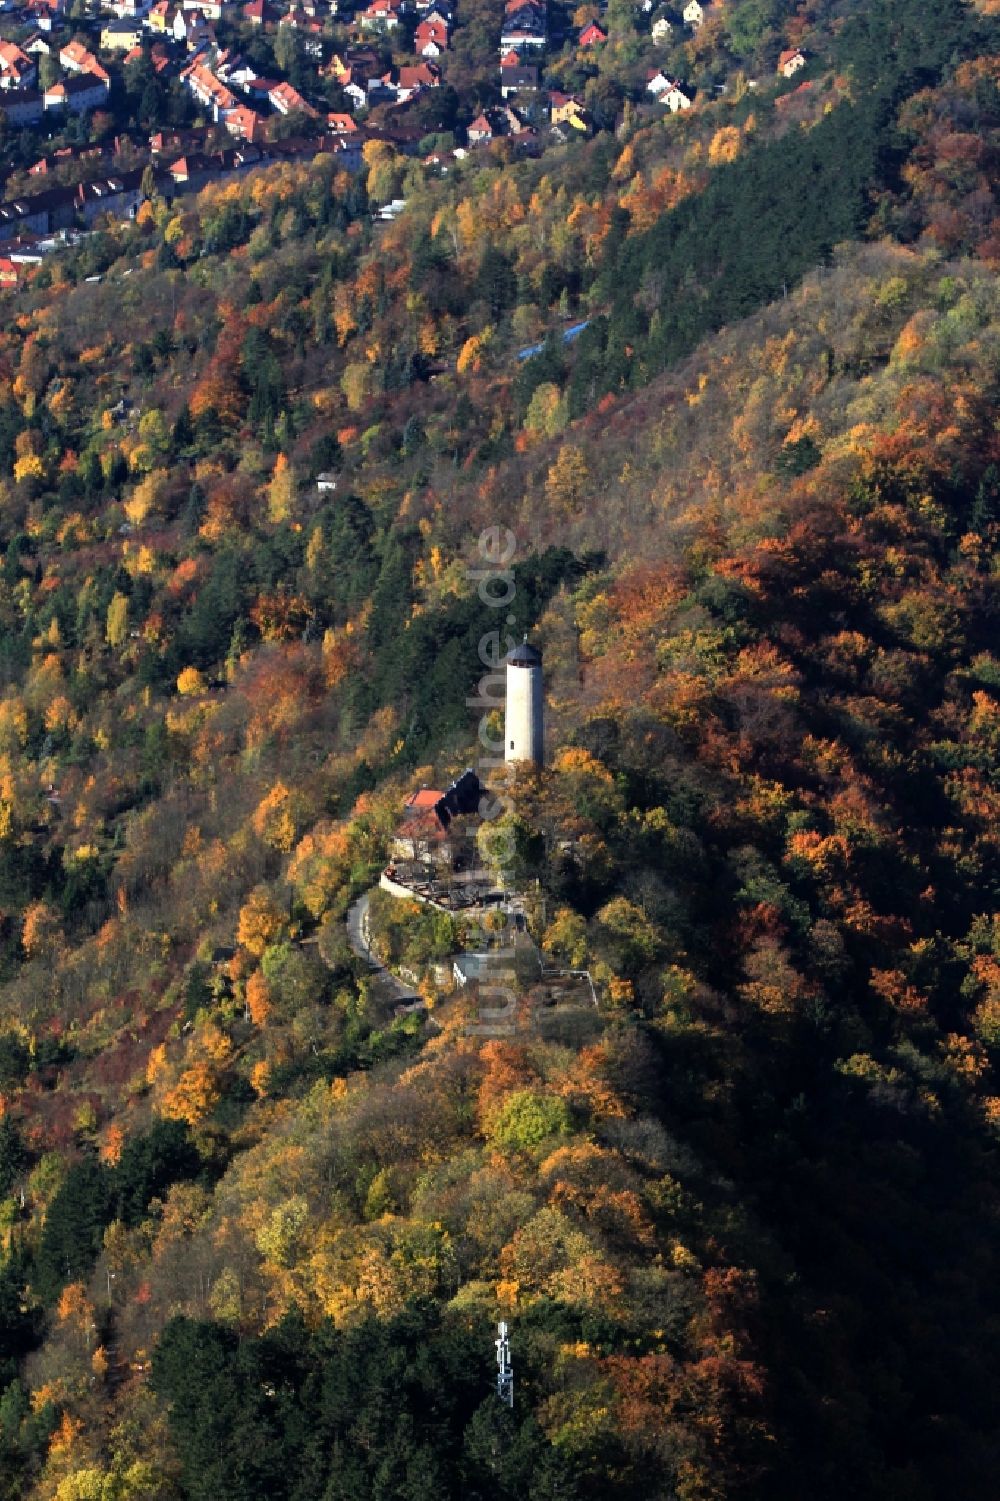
516;319;590;361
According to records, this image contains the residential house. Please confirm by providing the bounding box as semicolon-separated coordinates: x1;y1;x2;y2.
183;0;225;15
181;61;238;118
503;104;530;135
682;0;703;27
242;0;276;23
499;0;546;52
165;152;219;190
374;69;441;107
661;80;692;110
500;63;537;98
397;61;439;94
0;258;19;287
651;14;671;42
279;6;322;30
577;19;605;46
60;42;110;83
499;20;546;50
645;68;670;95
100;17;144;47
324;49;381;102
391;808;450;865
392;786;447;857
222;102;260;137
467;104;526;144
0;42;37;90
245;76;280;103
149;126;204;152
335;66;367;110
44;73;109;112
467;110;493;144
268;79;318;115
0;185;76;240
359;0;404;29
414;13;447;54
173;10;213;45
366;70;395;103
778;47;806;77
30;145;106;173
3;239;45;264
24;0;63;30
504;0;545;21
335;45;381;72
125;42;173;74
326;110;357;132
22;32;52;55
146;0;175;29
549;91;588;129
167;145;274;190
0;89;43;124
76;171;145;227
215;50;258;84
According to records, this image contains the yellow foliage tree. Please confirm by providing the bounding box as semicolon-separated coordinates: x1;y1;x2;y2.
106;593;128;649
524;382;568;437
237;886;287;958
176;666;205;697
246;969;272;1026
457;326;493;376
123;468;167;528
708;125;741;165
0;697;28;752
267;454;296;524
543;907;588;968
99;1123;125;1165
161;1061;221;1127
23;901;63;959
545;444;590;515
287;823;352;919
13;453;44;484
146;1044;169;1087
253;782;300;852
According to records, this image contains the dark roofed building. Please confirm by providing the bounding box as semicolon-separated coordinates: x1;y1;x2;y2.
500;63;538;96
435;768;484;830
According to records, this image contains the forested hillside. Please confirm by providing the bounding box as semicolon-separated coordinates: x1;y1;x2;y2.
0;0;998;1497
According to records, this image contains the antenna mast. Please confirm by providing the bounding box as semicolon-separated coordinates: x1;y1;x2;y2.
495;1321;513;1408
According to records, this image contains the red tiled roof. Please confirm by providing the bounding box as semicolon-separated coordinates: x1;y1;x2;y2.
404;788;445;810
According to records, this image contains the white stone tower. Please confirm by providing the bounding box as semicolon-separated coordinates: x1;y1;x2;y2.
505;637;543;766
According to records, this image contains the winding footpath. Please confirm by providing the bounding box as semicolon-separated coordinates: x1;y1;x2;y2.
345;890;423;1007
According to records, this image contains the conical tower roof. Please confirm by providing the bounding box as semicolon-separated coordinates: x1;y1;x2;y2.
505;635;541;666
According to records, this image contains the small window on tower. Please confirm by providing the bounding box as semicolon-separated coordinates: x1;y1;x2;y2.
510;741;514;750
